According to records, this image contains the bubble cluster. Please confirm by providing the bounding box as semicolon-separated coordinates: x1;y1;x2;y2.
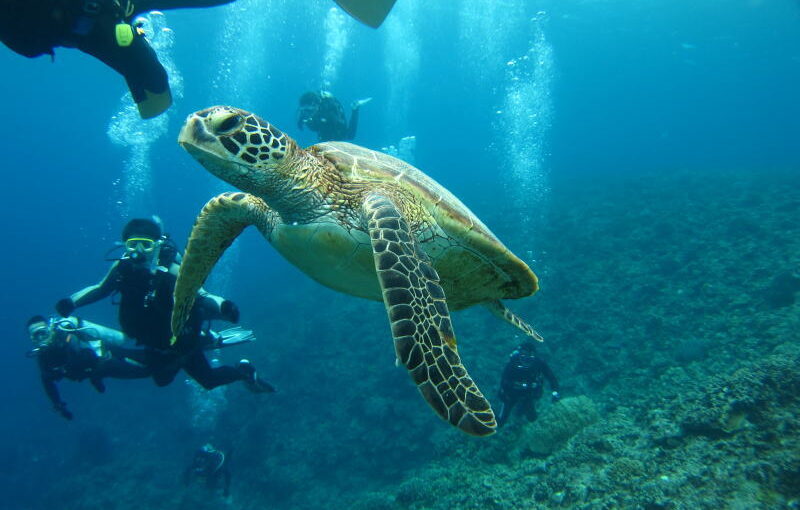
107;11;183;217
205;0;288;293
185;355;228;434
383;1;420;138
321;7;351;90
495;12;555;249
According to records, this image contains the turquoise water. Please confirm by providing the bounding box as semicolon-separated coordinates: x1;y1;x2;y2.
0;1;798;508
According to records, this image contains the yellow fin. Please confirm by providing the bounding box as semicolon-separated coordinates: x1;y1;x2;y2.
333;0;396;28
137;88;172;119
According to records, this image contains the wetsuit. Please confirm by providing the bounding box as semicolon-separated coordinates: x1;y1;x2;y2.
297;94;360;142
35;319;151;419
59;243;244;389
0;0;235;118
184;447;231;497
497;349;559;426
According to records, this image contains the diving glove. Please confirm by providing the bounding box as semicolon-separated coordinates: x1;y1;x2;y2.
351;97;373;110
55;401;73;420
56;298;75;318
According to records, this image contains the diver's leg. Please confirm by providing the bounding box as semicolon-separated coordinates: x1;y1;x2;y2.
182;349;243;390
78;26;171;118
521;395;538;422
152;366;180;386
346;107;360;140
222;468;231;497
141;348;181;386
133;0;235;16
98;355;152;379
497;394;517;427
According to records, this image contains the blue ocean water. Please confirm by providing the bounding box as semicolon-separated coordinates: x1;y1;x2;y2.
0;1;798;508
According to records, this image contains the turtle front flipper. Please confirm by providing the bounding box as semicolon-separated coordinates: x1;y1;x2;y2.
362;192;496;436
172;192;275;338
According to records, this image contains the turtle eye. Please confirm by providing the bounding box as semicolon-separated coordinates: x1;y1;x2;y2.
212;113;244;135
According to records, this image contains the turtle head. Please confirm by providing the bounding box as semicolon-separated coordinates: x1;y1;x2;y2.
178;106;296;195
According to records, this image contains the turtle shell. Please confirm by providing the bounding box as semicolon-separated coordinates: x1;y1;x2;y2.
311;142;538;303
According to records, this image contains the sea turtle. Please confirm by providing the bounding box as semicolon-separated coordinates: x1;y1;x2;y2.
173;106;542;436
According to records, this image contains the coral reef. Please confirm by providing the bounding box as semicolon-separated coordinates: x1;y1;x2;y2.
519;396;601;456
22;168;800;510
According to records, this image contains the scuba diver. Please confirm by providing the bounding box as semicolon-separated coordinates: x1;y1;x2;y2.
0;0;238;119
496;341;560;427
55;216;275;393
183;443;231;497
0;1;395;119
297;90;372;142
27;314;152;420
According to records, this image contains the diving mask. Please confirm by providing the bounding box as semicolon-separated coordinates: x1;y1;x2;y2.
123;236;164;274
125;237;157;253
29;322;54;347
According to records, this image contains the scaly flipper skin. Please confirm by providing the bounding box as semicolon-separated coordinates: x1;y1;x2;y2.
363;192;496;436
484;300;544;342
172;192;275;339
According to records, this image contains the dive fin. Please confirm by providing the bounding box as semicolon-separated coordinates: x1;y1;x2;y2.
334;0;397;28
214;326;256;347
136;88;172;119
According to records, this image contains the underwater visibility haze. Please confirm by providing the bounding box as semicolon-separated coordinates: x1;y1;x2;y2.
0;0;798;508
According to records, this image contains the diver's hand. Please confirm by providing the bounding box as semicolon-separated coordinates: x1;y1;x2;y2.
90;378;106;393
551;391;561;403
55;298;75;318
351;97;373;110
221;300;240;323
55;402;73;420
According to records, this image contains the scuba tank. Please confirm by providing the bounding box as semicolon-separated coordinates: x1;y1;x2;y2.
26;316;130;360
52;316;130;357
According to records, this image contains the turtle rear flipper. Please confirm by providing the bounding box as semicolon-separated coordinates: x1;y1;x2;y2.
172;192;275;339
363;192;496;436
484;300;544;342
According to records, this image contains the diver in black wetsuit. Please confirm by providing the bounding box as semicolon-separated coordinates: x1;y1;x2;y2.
496;341;560;427
184;443;231;497
297;90;372;142
0;1;396;119
55;216;275;393
0;0;235;119
27;314;152;420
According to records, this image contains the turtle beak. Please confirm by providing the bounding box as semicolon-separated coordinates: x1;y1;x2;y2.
178;109;251;187
178;112;217;150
